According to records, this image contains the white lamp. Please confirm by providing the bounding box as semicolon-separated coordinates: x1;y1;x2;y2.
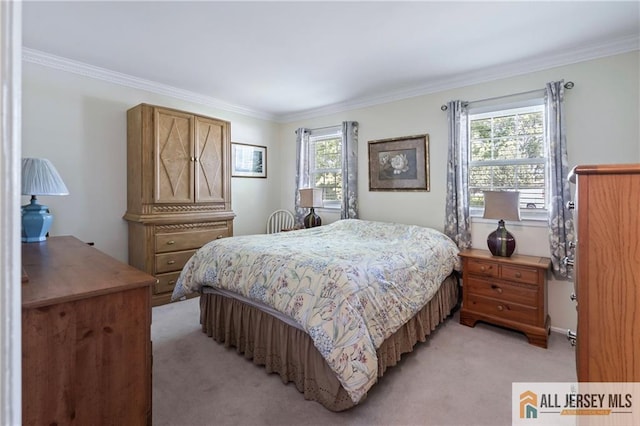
299;188;323;228
483;190;520;257
21;158;69;242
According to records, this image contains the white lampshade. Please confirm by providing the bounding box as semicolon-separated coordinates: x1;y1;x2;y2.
299;188;323;208
22;158;69;196
483;191;520;221
21;158;69;243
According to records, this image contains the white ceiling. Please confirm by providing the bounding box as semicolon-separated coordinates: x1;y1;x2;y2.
22;1;640;122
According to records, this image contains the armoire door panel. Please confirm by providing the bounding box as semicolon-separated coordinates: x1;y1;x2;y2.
155;108;194;203
195;116;224;203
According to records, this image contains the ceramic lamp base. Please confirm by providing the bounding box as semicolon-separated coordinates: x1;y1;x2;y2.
303;207;322;228
487;219;516;257
22;196;52;243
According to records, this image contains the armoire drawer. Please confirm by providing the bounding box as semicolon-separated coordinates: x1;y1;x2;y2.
465;276;538;307
155;227;228;253
155;250;197;274
155;271;182;294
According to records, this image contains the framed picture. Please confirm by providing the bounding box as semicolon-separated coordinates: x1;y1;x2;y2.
231;143;267;178
368;134;430;191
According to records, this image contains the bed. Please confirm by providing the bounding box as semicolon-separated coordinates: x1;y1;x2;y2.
172;219;461;411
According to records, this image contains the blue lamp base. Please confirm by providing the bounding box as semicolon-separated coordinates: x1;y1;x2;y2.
22;196;52;243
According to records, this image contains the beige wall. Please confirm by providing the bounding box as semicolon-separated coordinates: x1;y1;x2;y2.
279;51;640;332
22;63;281;263
22;51;639;333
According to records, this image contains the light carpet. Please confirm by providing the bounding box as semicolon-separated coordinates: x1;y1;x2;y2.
152;297;576;426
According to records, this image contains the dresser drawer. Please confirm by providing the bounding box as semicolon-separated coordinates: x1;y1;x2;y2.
155;271;182;294
466;259;498;278
155;250;197;274
155;227;228;253
466;294;538;326
465;276;538;307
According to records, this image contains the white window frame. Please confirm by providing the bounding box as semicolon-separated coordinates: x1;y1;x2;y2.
308;126;343;210
468;99;549;222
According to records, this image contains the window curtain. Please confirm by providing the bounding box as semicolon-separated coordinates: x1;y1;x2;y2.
545;80;575;279
341;121;359;219
295;123;358;226
294;127;310;226
444;100;472;249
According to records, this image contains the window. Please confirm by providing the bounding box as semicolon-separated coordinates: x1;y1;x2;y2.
468;103;547;220
308;126;343;209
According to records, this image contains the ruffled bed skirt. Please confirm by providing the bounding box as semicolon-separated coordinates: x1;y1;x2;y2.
200;274;459;411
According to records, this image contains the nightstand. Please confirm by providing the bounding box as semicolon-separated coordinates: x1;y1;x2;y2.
459;248;551;348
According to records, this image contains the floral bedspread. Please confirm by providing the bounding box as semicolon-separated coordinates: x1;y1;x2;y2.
172;219;460;404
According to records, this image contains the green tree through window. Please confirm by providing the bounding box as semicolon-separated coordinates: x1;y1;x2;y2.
469;105;547;215
309;133;343;208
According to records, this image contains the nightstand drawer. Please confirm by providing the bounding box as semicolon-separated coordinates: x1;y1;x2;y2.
501;265;539;285
466;294;538;326
155;250;197;274
466;259;498;278
465;276;538;307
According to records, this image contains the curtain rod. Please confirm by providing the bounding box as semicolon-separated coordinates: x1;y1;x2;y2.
440;81;574;111
295;124;343;134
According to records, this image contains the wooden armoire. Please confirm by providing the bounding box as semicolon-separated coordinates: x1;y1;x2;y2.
569;163;640;381
124;104;235;306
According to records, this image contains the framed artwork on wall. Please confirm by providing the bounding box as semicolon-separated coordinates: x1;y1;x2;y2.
231;143;267;178
368;134;430;191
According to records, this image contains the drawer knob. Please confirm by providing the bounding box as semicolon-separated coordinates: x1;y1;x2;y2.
167;260;176;265
167;240;176;245
497;305;504;311
216;235;223;239
514;272;522;278
490;284;503;294
168;280;175;285
480;265;492;272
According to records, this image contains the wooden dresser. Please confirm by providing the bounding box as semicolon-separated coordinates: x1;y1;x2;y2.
459;248;551;348
569;163;640;381
22;236;155;425
124;104;235;306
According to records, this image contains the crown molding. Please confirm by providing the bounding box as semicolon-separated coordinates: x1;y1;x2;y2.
22;47;277;122
279;34;640;123
23;33;639;124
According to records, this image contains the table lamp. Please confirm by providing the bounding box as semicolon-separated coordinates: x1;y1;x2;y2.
299;188;323;228
483;190;520;257
21;158;69;242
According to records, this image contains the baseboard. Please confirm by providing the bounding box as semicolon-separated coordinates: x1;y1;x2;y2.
550;326;570;335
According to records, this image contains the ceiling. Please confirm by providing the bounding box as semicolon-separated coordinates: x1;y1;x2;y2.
22;1;640;122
